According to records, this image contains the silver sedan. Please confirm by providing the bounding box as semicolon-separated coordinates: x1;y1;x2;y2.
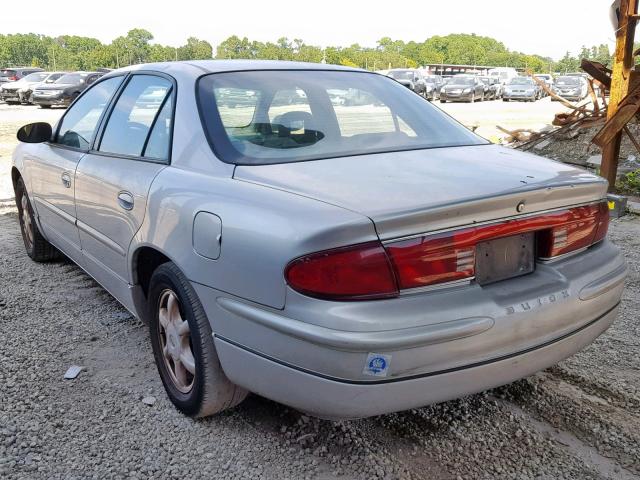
12;61;626;419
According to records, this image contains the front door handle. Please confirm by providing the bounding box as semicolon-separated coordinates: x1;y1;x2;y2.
117;191;134;211
61;172;71;188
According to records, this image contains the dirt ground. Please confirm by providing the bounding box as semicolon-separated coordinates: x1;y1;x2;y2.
1;101;639;480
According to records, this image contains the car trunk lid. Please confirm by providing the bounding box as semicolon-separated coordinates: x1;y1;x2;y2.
233;144;607;240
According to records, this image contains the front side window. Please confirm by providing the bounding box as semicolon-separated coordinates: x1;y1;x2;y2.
56;76;123;149
198;70;486;165
99;75;172;158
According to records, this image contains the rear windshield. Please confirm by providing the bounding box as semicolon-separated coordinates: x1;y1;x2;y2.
0;69;16;77
197;70;486;165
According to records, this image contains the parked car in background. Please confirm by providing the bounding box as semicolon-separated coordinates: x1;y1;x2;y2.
533;74;554;97
0;67;44;85
387;69;428;97
1;72;49;104
503;77;540;102
1;72;67;104
487;67;519;85
552;76;589;101
32;71;104;108
12;61;624;420
423;74;445;100
478;76;502;100
440;75;485;103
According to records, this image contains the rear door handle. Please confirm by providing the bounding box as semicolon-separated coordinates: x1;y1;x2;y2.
117;191;134;211
61;172;71;188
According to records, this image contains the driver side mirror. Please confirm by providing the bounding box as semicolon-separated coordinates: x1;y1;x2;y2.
17;122;52;143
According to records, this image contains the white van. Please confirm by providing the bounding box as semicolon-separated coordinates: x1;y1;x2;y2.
488;67;519;85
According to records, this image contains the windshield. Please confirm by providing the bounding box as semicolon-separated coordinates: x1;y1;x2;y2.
198;70;486;165
388;70;414;80
556;77;580;86
449;77;475;86
508;77;533;85
56;73;86;84
22;72;49;82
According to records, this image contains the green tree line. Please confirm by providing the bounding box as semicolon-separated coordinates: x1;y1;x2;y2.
0;29;611;73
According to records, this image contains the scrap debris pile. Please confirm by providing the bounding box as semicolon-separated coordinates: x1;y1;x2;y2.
499;59;640;177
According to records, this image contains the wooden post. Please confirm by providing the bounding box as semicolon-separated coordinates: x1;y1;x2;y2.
601;0;639;191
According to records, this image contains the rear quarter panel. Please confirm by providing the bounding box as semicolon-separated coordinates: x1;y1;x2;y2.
131;167;378;309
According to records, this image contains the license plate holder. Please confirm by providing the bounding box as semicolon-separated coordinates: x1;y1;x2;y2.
475;233;535;286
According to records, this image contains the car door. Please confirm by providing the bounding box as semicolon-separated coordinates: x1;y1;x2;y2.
27;76;124;254
74;73;174;288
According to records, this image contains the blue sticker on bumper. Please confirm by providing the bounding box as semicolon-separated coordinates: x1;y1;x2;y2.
363;353;391;377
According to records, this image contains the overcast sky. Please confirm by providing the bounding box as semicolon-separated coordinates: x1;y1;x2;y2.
2;0;619;60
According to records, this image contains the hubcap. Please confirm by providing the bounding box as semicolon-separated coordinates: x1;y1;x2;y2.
158;289;195;393
20;194;34;250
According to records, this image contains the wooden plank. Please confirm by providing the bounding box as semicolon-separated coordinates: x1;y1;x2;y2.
601;0;638;191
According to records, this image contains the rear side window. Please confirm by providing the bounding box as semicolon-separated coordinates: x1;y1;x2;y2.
99;75;172;159
143;91;174;160
56;76;123;149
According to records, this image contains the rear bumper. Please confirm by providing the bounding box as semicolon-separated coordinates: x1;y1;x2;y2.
194;239;626;418
215;304;617;419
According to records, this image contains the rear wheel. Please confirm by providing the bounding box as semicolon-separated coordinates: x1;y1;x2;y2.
15;177;60;261
148;262;248;417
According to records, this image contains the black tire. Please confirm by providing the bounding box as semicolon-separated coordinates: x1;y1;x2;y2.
15;177;61;262
440;99;446;103
148;262;248;417
39;104;51;109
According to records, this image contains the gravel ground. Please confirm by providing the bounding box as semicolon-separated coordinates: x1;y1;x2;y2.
1;102;639;479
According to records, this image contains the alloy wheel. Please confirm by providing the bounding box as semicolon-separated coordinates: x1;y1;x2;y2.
157;289;196;393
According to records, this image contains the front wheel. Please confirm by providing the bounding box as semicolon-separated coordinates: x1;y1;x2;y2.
148;262;248;417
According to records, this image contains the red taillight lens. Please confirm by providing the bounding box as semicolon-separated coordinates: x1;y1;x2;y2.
285;201;609;300
285;242;399;300
537;202;609;258
387;201;610;290
386;231;476;289
8;76;17;81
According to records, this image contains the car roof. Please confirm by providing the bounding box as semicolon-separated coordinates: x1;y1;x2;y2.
110;60;365;77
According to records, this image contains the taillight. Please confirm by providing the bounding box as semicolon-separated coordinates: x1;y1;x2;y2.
385;231;477;289
537;202;609;258
285;242;399;300
8;76;17;81
285;201;609;300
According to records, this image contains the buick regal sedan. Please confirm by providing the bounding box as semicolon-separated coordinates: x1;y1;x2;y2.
12;61;626;419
